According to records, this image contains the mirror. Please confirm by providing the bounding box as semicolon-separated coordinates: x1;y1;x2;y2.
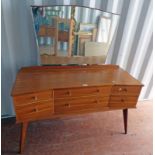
31;6;120;64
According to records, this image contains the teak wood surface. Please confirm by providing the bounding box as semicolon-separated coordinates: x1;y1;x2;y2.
12;65;142;96
11;65;143;153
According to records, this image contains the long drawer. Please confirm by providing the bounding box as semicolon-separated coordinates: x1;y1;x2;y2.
13;91;53;106
54;86;111;99
109;96;138;107
54;96;109;114
111;85;142;96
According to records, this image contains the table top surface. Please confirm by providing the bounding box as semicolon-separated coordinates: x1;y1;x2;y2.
11;65;143;96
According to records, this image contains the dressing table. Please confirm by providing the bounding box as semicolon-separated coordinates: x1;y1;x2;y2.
11;64;143;153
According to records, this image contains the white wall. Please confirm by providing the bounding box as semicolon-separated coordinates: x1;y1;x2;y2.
1;0;40;116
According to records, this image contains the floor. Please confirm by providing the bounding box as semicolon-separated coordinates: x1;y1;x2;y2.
2;100;152;155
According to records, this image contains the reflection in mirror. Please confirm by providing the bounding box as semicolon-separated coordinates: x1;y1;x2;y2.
31;6;119;64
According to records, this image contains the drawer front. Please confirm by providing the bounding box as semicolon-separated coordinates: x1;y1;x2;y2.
111;86;141;96
54;86;111;99
15;101;54;121
54;96;109;114
109;96;138;107
13;91;53;106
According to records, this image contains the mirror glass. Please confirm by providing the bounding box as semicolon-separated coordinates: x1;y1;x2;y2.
31;6;119;64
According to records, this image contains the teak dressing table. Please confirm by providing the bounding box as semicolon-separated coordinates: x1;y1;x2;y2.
11;65;143;153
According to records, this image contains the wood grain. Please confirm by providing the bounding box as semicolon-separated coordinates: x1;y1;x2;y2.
11;65;142;96
11;64;143;153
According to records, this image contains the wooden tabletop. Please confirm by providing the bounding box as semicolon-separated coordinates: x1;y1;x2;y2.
11;65;143;96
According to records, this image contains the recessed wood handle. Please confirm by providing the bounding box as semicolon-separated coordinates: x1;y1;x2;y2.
121;99;124;102
66;91;71;96
118;88;127;92
96;89;100;93
123;88;127;92
33;108;38;112
64;103;70;107
94;100;99;104
32;96;37;101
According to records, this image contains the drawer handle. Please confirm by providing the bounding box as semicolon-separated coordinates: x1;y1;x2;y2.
33;108;38;112
118;88;127;92
64;103;70;107
94;100;99;104
123;88;127;92
66;91;71;96
121;99;125;102
96;89;100;93
31;96;38;101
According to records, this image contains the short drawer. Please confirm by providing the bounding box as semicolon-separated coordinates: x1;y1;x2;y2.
16;108;52;122
15;100;53;112
15;101;54;121
54;96;109;114
111;85;141;96
109;96;138;107
13;91;53;106
54;86;111;98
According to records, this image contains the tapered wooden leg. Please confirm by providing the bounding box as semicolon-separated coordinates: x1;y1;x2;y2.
19;122;28;154
123;109;128;134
